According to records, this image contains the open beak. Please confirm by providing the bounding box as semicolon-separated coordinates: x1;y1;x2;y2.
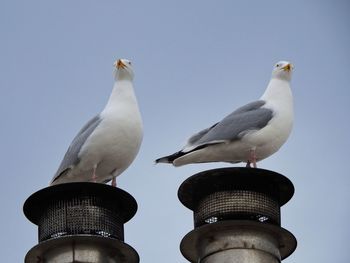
114;59;126;69
282;63;293;72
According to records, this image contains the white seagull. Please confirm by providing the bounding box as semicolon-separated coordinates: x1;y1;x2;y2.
156;61;294;168
50;59;143;186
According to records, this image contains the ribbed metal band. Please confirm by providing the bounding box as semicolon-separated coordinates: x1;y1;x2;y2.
38;194;124;242
194;190;280;227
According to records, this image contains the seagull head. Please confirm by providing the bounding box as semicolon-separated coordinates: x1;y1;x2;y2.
113;58;134;80
272;61;294;81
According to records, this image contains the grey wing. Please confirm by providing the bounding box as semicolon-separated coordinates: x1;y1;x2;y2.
232;100;266;114
188;100;273;150
186;123;219;146
51;115;102;183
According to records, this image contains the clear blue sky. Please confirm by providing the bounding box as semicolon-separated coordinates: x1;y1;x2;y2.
1;1;349;262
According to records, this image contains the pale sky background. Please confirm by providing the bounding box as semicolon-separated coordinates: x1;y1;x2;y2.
1;1;349;262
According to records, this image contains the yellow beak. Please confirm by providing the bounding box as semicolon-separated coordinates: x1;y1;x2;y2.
114;59;126;69
282;63;293;72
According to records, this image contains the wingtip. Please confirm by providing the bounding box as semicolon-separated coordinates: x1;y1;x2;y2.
154;151;186;165
154;157;170;164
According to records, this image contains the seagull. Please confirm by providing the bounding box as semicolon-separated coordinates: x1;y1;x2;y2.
50;59;143;186
155;61;294;168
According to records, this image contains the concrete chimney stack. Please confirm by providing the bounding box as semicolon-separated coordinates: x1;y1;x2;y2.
178;167;297;263
23;182;139;263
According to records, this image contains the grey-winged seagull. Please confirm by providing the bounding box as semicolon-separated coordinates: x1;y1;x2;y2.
155;61;294;168
50;59;143;186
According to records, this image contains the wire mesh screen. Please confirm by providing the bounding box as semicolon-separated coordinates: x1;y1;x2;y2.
194;190;280;227
38;194;124;242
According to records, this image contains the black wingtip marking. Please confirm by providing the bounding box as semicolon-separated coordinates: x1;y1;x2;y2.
155;151;185;164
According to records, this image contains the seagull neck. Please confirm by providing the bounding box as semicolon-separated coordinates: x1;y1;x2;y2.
103;80;136;111
115;70;133;81
260;78;291;101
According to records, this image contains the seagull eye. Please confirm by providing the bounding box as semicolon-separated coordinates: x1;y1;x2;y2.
276;64;280;68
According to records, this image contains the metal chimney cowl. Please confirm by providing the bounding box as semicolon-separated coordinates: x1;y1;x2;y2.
178;167;297;263
23;182;139;263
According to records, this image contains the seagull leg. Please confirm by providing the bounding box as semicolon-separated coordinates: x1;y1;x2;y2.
111;177;117;187
92;165;97;183
246;160;251;168
249;149;257;168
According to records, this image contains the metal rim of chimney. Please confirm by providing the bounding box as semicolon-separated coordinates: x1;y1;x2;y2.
180;220;297;262
23;182;138;226
178;167;294;210
23;182;138;244
25;235;140;263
